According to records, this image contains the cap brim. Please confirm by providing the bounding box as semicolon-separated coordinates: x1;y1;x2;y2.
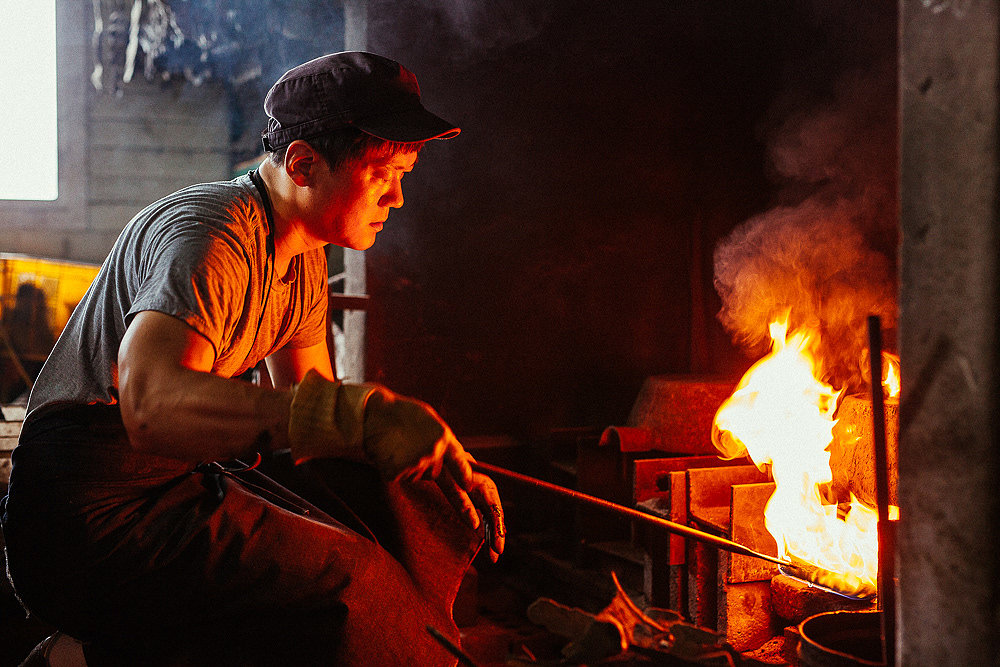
354;106;460;142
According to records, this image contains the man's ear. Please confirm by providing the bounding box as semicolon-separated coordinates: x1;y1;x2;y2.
284;140;322;186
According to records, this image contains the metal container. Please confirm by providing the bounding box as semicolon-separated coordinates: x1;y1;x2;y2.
797;610;885;667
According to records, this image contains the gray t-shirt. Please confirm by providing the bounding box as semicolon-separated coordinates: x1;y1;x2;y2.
25;173;327;424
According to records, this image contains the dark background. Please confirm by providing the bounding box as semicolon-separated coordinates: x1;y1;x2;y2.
359;1;898;439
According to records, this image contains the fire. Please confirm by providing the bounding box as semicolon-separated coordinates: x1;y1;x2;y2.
712;317;882;597
882;352;900;398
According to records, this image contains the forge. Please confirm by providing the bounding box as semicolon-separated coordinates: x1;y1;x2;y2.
485;371;898;665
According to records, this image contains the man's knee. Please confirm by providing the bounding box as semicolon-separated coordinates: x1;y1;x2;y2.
336;546;459;665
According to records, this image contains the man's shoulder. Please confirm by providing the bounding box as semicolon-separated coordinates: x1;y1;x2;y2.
128;176;262;242
154;175;257;212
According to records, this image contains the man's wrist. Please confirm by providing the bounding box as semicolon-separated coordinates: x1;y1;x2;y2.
248;386;294;456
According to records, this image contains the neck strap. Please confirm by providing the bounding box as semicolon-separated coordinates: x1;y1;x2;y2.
246;169;276;357
248;169;276;259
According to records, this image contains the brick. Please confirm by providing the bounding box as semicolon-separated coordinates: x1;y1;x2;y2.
830;395;899;507
770;574;873;625
718;579;773;652
728;482;779;584
625;376;736;455
688;465;768;531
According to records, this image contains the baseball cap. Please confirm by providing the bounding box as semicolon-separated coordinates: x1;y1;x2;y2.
261;51;460;151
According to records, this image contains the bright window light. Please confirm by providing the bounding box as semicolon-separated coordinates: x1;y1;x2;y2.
0;0;58;201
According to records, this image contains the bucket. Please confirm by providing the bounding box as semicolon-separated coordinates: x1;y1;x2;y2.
797;610;885;667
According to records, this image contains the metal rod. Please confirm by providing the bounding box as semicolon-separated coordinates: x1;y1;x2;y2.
472;460;791;567
868;315;896;666
425;625;480;667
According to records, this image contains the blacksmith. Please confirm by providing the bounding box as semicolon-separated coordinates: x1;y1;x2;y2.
2;51;503;666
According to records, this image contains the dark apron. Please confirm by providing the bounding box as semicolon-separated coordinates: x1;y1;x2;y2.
2;404;482;666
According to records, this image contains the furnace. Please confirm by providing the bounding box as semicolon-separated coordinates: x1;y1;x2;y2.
483;361;899;665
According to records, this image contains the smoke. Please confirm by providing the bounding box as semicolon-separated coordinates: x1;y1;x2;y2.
714;58;898;394
371;0;556;65
431;1;552;53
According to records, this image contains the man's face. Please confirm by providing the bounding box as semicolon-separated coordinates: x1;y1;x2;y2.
312;149;419;250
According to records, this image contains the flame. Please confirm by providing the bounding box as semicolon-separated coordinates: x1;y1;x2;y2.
712;317;883;597
882;352;900;398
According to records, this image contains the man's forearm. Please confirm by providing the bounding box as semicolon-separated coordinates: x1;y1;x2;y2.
120;367;292;463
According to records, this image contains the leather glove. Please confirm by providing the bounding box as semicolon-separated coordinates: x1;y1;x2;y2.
288;369;456;481
288;370;506;559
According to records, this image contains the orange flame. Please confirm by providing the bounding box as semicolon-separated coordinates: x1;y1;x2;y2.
882;352;900;398
712;317;882;597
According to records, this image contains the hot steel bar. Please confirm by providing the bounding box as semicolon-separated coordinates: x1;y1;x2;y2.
472;460;791;567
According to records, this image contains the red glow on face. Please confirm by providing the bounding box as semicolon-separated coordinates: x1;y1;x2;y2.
315;150;418;250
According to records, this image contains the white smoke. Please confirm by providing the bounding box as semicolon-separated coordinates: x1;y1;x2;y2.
714;59;898;393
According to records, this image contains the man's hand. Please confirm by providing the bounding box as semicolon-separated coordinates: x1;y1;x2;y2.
468;471;506;562
288;371;505;559
360;388;456;480
430;450;505;563
363;389;505;561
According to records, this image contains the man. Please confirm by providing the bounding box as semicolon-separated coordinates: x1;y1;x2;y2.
2;51;504;666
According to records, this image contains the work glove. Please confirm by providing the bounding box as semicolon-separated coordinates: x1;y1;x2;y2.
289;369;454;479
288;370;505;560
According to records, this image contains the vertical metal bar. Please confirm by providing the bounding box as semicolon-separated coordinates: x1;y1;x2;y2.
868;315;896;666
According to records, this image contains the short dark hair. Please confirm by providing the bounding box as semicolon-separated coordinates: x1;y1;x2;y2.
266;127;424;172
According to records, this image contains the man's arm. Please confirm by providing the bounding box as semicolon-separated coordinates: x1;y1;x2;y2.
120;310;505;557
265;342;335;389
118;310;292;462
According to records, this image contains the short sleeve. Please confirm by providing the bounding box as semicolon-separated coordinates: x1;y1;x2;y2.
283;247;328;349
128;223;251;359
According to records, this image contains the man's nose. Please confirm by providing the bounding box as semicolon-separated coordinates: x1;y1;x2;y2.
381;178;404;208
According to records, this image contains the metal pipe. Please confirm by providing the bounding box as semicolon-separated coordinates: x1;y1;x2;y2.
472;460;791;567
868;315;896;665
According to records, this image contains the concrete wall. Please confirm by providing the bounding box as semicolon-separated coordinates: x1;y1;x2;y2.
899;0;1000;664
85;79;231;256
0;1;231;265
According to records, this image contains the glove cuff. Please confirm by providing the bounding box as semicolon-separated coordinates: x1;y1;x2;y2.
288;369;379;465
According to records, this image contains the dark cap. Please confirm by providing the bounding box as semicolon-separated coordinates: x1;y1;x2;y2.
261;51;460;151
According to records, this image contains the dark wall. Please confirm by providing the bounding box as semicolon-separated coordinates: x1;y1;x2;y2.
361;1;896;439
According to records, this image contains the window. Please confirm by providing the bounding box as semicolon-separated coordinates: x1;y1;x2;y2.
0;0;58;201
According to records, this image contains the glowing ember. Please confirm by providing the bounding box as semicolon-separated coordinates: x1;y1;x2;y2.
712;317;883;597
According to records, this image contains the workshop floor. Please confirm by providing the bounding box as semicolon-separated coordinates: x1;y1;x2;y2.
456;563;567;666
